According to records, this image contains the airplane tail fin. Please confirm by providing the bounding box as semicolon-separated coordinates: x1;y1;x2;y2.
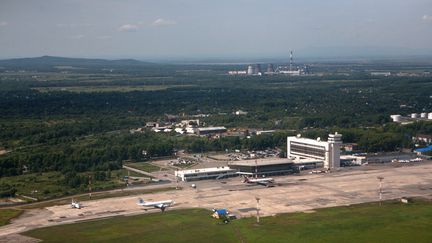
137;198;144;205
243;176;249;183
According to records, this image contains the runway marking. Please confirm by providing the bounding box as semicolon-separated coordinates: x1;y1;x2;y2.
237;207;257;212
195;194;230;199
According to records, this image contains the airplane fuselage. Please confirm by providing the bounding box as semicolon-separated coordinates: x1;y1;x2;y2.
139;200;173;207
246;178;274;183
137;198;174;212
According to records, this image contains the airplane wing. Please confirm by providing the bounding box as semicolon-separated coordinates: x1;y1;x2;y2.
257;181;274;187
154;203;165;209
154;203;169;212
257;181;269;186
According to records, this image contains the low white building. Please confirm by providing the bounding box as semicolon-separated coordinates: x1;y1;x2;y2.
186;127;196;134
175;167;237;181
175;128;186;134
235;110;248;116
371;72;391;76
228;70;247;75
278;70;301;76
340;155;367;166
180;119;200;127
256;130;276;135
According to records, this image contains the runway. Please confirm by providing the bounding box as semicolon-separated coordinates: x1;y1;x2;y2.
1;162;432;238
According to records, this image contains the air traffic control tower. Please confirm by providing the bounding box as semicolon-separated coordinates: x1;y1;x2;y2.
287;132;342;170
327;132;342;168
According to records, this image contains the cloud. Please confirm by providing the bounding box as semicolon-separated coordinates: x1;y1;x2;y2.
0;21;8;27
69;34;84;39
56;23;94;28
422;15;432;22
151;18;177;27
97;35;112;40
118;24;139;32
365;18;375;24
118;19;176;32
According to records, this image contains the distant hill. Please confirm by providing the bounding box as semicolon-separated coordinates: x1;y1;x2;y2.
0;56;155;68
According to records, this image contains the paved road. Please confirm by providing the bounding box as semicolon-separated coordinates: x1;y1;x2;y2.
122;165;155;177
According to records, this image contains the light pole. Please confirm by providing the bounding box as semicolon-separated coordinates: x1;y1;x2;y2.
176;169;179;190
255;196;260;224
88;175;92;199
255;159;258;179
377;176;384;206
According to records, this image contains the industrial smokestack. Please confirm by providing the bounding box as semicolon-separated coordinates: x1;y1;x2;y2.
289;50;293;71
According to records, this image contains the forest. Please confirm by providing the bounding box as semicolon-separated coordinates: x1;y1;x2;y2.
0;56;431;198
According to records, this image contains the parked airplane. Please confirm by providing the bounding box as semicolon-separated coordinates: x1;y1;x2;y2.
137;198;174;212
71;199;82;209
243;176;275;187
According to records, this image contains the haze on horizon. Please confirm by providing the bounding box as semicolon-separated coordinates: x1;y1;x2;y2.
1;0;432;61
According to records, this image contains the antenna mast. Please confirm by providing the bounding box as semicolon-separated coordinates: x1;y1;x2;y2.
255;159;258;179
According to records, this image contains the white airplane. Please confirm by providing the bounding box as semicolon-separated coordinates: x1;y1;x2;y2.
243;176;275;187
71;199;82;209
137;198;174;212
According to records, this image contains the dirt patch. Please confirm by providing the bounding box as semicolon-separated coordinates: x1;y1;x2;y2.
302;210;316;213
0;234;40;243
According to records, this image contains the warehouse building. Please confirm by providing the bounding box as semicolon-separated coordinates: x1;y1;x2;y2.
195;127;227;136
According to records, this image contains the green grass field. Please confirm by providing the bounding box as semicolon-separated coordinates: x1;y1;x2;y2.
23;199;432;243
0;209;22;226
0;170;127;201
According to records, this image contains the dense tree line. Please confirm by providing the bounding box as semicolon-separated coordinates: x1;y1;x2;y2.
3;120;429;178
0;130;293;177
0;64;431;194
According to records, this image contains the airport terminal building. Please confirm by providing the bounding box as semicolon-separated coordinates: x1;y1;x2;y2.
229;159;297;177
287;133;342;169
175;167;237;181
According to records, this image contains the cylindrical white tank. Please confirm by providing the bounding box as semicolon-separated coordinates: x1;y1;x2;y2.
390;115;402;122
428;113;432;120
421;113;427;118
411;113;419;119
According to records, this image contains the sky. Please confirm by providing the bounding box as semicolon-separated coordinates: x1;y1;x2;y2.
1;0;432;60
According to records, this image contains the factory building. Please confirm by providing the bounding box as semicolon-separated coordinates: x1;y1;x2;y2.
287;133;342;170
228;51;310;76
278;69;301;76
229;159;297;177
246;64;262;76
175;167;237;181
